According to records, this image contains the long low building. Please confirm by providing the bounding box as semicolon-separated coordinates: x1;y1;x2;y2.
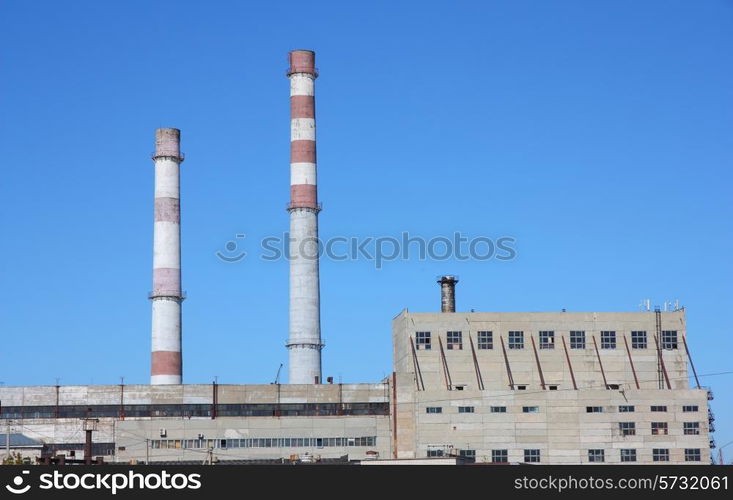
0;306;714;465
0;384;391;463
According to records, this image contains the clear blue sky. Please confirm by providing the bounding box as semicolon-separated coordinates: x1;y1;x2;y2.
1;1;731;453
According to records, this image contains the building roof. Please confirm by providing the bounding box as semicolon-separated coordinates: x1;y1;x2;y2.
0;433;43;448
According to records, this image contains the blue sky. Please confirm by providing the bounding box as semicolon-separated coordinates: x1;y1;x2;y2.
1;1;731;453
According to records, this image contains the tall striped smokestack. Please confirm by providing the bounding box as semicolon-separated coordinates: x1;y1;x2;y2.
286;50;323;384
150;128;184;385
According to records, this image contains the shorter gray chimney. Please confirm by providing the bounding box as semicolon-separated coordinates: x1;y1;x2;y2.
437;275;459;313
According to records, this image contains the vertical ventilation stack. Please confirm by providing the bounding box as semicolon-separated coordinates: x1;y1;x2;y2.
438;275;459;313
150;128;184;385
286;50;323;384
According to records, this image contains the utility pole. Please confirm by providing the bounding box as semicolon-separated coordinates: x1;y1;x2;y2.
718;440;733;466
5;419;10;461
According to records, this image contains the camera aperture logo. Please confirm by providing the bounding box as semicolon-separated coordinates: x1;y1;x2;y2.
5;470;202;495
5;470;31;494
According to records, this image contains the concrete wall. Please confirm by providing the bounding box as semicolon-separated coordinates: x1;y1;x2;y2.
395;385;710;464
0;384;388;406
392;309;711;464
0;384;389;462
116;415;390;463
393;310;690;392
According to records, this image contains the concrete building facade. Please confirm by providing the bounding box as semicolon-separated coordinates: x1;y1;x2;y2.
392;309;712;464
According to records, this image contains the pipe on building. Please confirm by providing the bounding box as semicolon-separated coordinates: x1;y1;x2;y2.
499;335;516;390
530;335;547;390
468;334;485;390
561;336;578;390
391;372;398;459
437;275;458;313
150;128;184;385
437;337;453;390
591;335;609;390
409;336;425;391
286;50;324;384
623;335;641;390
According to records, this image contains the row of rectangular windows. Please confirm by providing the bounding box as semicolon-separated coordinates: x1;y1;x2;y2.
588;448;700;462
430;448;702;462
591;405;700;413
151;436;377;450
415;330;679;351
426;405;699;414
429;407;701;434
618;421;701;436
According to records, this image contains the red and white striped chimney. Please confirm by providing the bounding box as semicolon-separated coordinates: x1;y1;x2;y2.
286;50;323;384
150;128;184;385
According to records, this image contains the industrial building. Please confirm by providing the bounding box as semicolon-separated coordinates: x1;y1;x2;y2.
0;51;713;465
392;280;713;464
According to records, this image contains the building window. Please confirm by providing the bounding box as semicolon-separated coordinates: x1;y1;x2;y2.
653;448;669;462
600;331;616;349
522;406;539;413
524;449;540;463
651;422;668;435
508;331;524;349
619;422;636;436
685;449;701;462
492;449;508;463
683;422;700;435
425;407;442;414
588;449;605;463
619;405;635;412
458;406;474;414
539;331;555;349
516;385;527;390
459;449;476;461
415;331;431;350
447;331;463;350
570;331;585;349
683;405;699;412
586;406;604;413
620;449;637;462
662;330;678;349
490;406;507;413
427;449;444;457
477;331;493;349
651;405;667;412
631;331;647;349
548;385;558;390
152;435;377;449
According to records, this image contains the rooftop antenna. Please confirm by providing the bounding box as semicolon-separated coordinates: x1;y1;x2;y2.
639;299;651;311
